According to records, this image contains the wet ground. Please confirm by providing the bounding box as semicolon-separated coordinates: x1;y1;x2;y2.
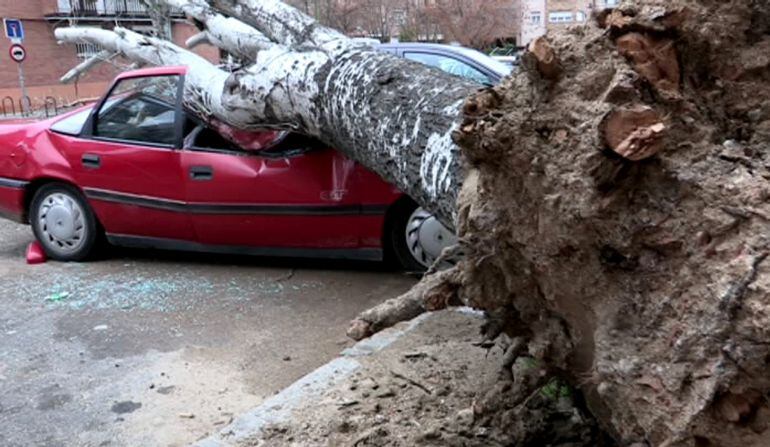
0;220;416;447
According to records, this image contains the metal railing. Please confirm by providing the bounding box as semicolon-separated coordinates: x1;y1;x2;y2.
55;0;181;17
75;42;105;59
1;96;60;119
57;0;145;16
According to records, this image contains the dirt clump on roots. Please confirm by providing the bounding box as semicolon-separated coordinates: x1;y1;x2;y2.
451;0;770;445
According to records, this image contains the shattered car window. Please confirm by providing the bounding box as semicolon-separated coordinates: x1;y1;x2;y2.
95;75;181;146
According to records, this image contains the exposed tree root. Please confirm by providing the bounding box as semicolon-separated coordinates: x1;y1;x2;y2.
347;268;463;341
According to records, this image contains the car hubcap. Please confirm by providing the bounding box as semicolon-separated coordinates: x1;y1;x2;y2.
38;193;85;253
405;207;457;268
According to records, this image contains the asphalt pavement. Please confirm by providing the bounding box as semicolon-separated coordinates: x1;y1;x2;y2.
0;219;415;447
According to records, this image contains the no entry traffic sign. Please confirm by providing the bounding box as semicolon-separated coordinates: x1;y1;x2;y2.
9;44;25;63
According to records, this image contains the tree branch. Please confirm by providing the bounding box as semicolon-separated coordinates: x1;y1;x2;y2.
55;27;230;122
59;50;117;84
168;0;277;61
208;0;347;48
185;31;210;49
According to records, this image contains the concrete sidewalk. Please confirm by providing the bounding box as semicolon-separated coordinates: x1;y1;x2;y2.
192;308;495;447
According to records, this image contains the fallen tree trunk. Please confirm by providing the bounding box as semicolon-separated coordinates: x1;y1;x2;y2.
55;0;770;445
55;0;478;226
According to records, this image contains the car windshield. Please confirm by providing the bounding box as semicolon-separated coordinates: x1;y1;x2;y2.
49;97;118;136
105;76;178;110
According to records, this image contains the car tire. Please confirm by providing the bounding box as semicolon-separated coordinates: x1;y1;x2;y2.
387;198;426;272
386;197;456;272
30;183;99;262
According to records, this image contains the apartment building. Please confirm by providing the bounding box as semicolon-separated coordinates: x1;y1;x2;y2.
519;0;618;46
0;0;217;110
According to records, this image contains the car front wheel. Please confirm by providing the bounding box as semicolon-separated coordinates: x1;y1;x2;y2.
30;183;99;262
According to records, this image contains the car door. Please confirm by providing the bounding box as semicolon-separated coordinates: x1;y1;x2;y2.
180;125;380;255
60;72;194;241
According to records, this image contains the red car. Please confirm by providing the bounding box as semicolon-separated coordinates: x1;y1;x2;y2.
0;66;455;269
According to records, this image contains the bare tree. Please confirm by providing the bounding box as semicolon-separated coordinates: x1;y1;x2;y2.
357;0;394;40
326;0;364;34
283;0;363;34
425;0;519;48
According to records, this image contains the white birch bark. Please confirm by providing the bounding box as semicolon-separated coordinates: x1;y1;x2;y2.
167;0;275;61
60;50;116;84
207;0;347;47
56;0;482;227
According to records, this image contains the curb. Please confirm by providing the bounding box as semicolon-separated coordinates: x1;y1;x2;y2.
191;312;436;446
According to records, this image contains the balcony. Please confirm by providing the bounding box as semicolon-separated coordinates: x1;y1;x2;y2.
49;0;182;19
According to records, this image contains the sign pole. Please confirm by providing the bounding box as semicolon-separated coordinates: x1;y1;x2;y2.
17;60;28;114
4;19;28;114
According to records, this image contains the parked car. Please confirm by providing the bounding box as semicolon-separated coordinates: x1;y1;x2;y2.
0;66;462;269
0;44;506;268
489;46;522;69
378;42;512;86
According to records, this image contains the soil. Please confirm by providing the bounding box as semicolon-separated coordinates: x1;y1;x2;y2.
238;310;600;447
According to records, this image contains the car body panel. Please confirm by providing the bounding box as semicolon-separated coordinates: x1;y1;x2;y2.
53;132;195;240
180;145;394;248
0;178;26;222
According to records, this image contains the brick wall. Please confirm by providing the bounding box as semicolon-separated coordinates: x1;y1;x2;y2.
0;0;219;109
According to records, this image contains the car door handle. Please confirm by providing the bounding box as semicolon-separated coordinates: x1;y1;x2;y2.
82;153;101;169
189;165;213;181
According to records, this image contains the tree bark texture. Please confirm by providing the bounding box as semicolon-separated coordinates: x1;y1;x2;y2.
453;1;770;445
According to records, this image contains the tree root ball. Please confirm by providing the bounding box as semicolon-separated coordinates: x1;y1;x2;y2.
452;1;770;445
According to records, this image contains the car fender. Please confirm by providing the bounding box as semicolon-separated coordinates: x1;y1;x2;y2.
16;129;80;221
25;130;79;182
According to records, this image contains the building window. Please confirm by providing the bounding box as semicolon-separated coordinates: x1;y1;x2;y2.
605;0;618;6
576;11;586;21
548;11;574;23
531;11;542;24
391;9;407;26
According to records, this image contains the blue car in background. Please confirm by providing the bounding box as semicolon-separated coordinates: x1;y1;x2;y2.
377;42;513;86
